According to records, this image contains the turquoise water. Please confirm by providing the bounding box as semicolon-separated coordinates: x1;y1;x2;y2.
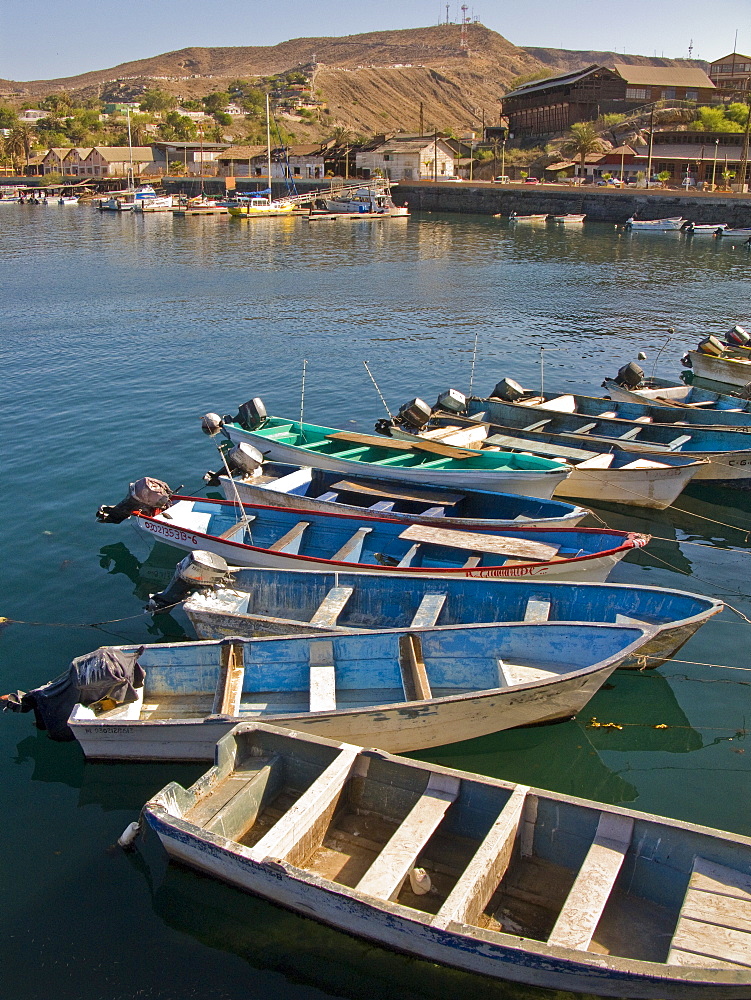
2;205;751;1000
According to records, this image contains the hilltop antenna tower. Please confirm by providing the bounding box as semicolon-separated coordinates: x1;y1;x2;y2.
688;39;693;59
460;4;469;51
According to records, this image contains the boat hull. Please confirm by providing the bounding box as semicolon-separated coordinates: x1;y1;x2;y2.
688;351;751;390
553;459;707;508
223;426;569;499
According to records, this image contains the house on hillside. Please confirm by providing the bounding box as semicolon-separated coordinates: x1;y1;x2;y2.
84;147;158;177
356;136;457;180
64;148;94;176
41;148;72;175
503;64;715;136
709;53;751;99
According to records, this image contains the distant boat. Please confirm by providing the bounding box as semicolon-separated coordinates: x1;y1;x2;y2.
310;183;408;219
685;350;751;390
124;494;647;581
716;227;751;239
508;212;548;222
227;193;294;218
142;720;751;998
180;562;721;668
26;620;651;759
57;195;79;205
684;222;727;235
549;213;585;223
624;217;684;231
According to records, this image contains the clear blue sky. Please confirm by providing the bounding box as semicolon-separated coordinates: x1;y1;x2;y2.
2;0;748;82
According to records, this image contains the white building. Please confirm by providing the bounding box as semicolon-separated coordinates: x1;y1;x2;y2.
356;137;457;181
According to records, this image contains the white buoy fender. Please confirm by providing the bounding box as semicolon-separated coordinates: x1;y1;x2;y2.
409;867;432;895
118;820;141;850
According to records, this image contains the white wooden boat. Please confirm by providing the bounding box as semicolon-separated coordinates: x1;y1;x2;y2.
386;419;707;508
550;213;585;223
686;350;751;390
214;460;589;529
142;721;751;998
216;412;571;498
181;564;722;671
717;228;751;239
312;184;408;218
41;621;651;759
57;196;79;205
602;377;750;410
684;223;728;235
130;496;648;582
508;213;548;222
624;217;684;231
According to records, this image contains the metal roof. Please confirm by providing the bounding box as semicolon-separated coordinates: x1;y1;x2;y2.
612;64;715;88
503;65;607;100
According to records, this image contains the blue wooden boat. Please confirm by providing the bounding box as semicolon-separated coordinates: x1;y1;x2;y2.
24;621;652;759
602;376;751;410
126;495;648;582
207;409;571;498
465;398;751;486
181;563;722;670
142;720;751;998
526;390;751;430
211;458;589;529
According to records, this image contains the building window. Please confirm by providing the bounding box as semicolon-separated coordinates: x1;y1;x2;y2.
626;88;648;100
403;167;413;179
293;166;300;175
685;90;698;101
661;88;676;100
383;154;390;161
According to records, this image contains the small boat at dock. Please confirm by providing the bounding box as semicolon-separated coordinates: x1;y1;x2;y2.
602;374;751;409
508;212;548;222
549;213;585;223
624;217;684;231
178;561;721;668
7;621;652;759
120;494;647;582
141;720;751;998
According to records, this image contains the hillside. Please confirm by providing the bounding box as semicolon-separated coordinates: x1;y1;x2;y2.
0;26;712;137
522;47;708;73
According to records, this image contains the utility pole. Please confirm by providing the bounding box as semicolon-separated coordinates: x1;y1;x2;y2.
646;108;654;189
434;130;438;182
419;101;424;137
739;79;750;193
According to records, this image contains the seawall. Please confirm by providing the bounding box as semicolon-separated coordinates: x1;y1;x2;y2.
395;182;751;226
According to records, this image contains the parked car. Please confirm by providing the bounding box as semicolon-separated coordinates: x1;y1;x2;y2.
524;177;540;185
494;175;511;184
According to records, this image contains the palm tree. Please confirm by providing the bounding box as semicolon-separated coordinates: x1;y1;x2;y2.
4;123;34;173
561;122;606;183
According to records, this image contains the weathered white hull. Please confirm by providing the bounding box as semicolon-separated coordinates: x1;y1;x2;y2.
145;816;751;999
603;382;692;404
223;427;570;499
69;662;617;761
219;475;587;528
553;460;705;509
688;351;751;390
135;516;630;582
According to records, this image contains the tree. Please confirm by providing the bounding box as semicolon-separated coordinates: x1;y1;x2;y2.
139;89;175;113
691;106;743;132
726;102;751;127
41;92;73;113
561;122;607;181
4;123;34;171
657;170;671;187
0;105;18;129
203;91;231;114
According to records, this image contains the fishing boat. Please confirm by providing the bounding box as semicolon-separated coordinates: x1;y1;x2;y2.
462;397;751;487
685;350;751;390
508;212;548;222
135;186;174;212
227;94;295;219
549;213;585;223
514;389;751;431
624;217;684;231
716;227;751;239
123;494;646;581
602;375;751;409
57;195;79;205
310;183;408;219
173;197;229;216
141;721;751;999
379;415;707;509
684;223;728;235
208;409;571;499
11;621;650;760
211;458;588;529
180;562;721;669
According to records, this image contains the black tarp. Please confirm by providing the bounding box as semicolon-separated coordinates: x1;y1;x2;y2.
3;646;145;740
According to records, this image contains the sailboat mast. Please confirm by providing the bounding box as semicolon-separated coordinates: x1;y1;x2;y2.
126;108;134;190
266;93;272;201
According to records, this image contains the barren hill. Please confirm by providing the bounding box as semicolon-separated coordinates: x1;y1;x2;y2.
522;46;708;73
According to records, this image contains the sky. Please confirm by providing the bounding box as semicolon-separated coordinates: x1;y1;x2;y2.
1;0;749;82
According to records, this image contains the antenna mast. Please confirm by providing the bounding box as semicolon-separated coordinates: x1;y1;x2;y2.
460;5;469;52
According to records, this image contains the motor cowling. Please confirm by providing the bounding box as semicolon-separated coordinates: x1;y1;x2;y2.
148;551;231;611
489;378;527;402
613;362;645;388
726;325;750;346
435;389;467;414
235;398;267;431
96;477;173;524
227;442;264;475
396;398;431;430
735;382;751;401
698;336;724;356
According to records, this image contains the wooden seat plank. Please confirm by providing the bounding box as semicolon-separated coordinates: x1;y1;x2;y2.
309;587;354;628
498;660;558;685
523;598;551;622
219;517;255;540
463;555;482;568
399;633;432;701
421;506;446;517
618;427;643;440
399;524;561;562
484;434;593;462
356;772;459;901
397;543;420;568
315;491;339;502
571;422;599;434
668;857;751;969
327;430;476;460
212;641;245;717
309;639;337;713
668;434;693;451
522;419;552;432
433;785;529;929
368;500;395;512
268;520;310;553
331;526;373;562
330;479;463;506
547;812;634;952
410;593;447;629
248;746;359;866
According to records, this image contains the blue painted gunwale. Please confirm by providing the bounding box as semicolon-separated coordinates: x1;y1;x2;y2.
535;391;751;430
602;377;751;412
134;496;647;575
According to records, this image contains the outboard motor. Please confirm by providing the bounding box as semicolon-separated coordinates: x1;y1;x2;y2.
396;397;432;430
205;442;265;485
235;397;267;431
489;378;528;402
612;362;645;389
96;477;173;524
735;382;751;401
435;389;467;414
697;336;724;356
148;551;231;611
726;325;750;347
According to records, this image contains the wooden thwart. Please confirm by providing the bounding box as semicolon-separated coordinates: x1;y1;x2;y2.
547;812;634;952
399;633;432;701
331;526;372;562
268;520;310;553
410;593;447;629
523;598;551;623
330;479;463;506
327;430;476;460
219;517;255;540
399;524;561;562
309;587;354;628
668;857;751;969
356;772;460;901
433;785;529;929
212;642;245;716
484;434;593;462
309;639;337;713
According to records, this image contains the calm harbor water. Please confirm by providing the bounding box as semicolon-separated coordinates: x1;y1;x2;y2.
2;204;751;1000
